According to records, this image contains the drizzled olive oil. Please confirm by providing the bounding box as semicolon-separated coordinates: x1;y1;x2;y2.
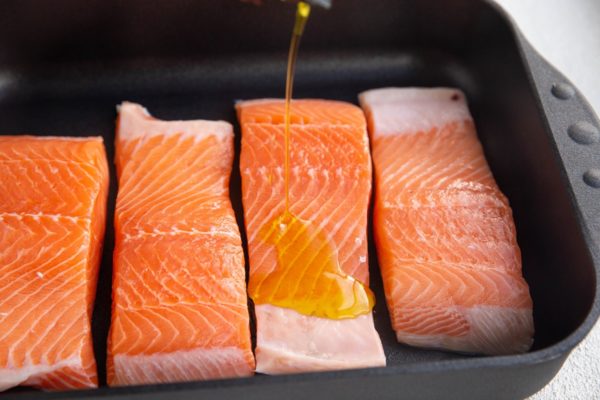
247;1;374;320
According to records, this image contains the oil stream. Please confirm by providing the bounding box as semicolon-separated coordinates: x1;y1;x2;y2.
248;1;375;320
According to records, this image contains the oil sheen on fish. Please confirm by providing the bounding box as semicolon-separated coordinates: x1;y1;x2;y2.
237;99;386;373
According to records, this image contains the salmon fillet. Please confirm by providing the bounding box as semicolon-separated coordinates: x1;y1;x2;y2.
359;87;533;355
107;103;254;386
237;99;386;373
0;136;108;391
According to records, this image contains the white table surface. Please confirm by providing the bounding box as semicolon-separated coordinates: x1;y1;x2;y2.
492;1;600;399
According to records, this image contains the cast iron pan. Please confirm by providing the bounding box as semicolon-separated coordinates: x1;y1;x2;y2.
0;0;598;398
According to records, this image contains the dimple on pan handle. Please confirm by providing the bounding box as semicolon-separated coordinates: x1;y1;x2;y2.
516;33;600;251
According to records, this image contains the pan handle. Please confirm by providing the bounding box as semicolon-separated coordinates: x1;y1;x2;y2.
516;33;600;248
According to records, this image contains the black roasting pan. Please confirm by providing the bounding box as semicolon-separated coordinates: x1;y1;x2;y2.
0;0;599;399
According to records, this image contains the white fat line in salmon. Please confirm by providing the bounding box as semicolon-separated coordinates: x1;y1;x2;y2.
123;228;241;241
0;212;91;223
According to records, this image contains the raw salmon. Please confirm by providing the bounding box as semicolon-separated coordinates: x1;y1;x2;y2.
359;87;533;355
107;103;254;386
237;99;386;373
0;136;108;391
